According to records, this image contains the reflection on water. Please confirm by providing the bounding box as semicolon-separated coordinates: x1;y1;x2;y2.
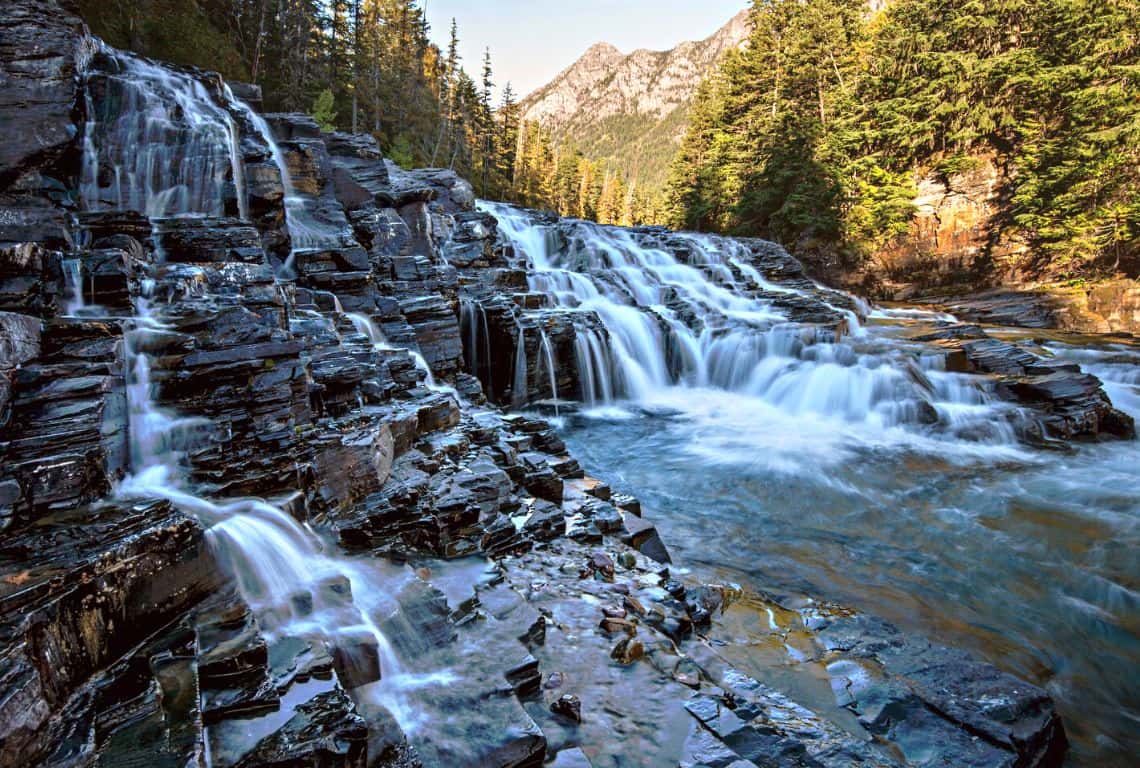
560;324;1140;767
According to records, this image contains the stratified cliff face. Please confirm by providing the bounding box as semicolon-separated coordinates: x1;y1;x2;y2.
518;10;750;188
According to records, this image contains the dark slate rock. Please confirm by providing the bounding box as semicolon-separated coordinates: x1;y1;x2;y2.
0;0;92;186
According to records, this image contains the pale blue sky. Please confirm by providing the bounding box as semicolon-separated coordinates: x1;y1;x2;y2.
422;1;750;100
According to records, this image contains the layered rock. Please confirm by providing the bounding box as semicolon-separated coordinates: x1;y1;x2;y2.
928;280;1140;336
913;324;1135;442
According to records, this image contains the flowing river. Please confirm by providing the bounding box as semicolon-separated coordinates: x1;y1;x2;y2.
557;323;1140;767
473;202;1140;767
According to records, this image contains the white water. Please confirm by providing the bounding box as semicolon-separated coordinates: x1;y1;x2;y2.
459;298;492;386
80;41;343;282
512;320;528;408
114;292;452;732
80;43;247;219
344;307;457;397
62;259;87;316
479;201;1020;446
77;61;456;727
538;326;560;415
230;100;345;279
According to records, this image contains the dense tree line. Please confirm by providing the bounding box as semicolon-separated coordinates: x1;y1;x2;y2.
509;120;662;225
665;0;1140;279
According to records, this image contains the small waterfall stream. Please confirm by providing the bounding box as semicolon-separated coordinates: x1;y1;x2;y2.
112;278;444;738
512;321;528;409
538;326;560;415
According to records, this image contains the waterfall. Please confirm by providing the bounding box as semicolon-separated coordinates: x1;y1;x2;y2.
538;326;559;416
478;201;1017;442
62;259;86;316
79;40;341;279
345;307;455;396
116;291;436;733
80;43;248;219
459;298;493;388
231;100;345;280
512;321;528;409
348;311;391;350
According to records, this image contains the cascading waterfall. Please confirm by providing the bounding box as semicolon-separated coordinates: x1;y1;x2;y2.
77;49;451;733
538;326;560;416
80;42;248;220
115;287;443;732
63;258;87;316
79;39;342;281
479;200;1018;443
343;306;453;395
231;101;345;279
459;298;493;386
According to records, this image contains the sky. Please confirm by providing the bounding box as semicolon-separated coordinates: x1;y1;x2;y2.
422;1;750;100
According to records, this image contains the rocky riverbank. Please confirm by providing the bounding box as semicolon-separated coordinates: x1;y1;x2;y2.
0;1;1125;766
915;282;1140;337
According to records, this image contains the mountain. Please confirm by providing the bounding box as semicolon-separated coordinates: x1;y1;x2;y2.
518;9;750;191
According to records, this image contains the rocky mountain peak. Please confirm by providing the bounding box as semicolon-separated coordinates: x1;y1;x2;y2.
521;9;749;127
582;41;622;61
518;9;751;190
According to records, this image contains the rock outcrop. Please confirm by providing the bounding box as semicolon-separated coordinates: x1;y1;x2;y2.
927;280;1140;336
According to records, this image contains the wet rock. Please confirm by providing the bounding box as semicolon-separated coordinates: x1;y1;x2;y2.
550;694;582;724
0;242;63;317
312;420;395;514
331;629;382;690
0;0;91;186
505;655;542;698
234;689;369;768
929;328;1136;440
522;499;565;542
151;217;266;263
197;602;279;722
621;513;672;564
589;552;615;581
611;493;641;516
1;319;128;528
0;500;222;766
0;311;41;367
610;636;645;665
0;194;73;248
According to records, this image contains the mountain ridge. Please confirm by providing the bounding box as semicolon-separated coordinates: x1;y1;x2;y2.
518;9;750;190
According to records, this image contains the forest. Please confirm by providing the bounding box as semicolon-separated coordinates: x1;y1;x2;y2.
664;0;1140;279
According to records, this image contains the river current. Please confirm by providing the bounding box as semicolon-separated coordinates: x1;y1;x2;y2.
558;318;1140;767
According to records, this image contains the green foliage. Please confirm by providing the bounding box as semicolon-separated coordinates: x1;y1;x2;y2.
387;134;415;169
666;0;1140;278
310;90;338;132
501;121;657;225
76;0;248;80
